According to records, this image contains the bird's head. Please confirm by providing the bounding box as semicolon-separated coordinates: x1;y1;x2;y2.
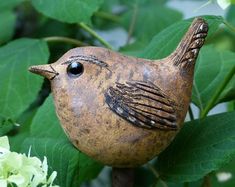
29;47;110;89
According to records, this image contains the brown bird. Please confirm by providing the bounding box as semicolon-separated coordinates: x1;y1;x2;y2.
29;18;208;168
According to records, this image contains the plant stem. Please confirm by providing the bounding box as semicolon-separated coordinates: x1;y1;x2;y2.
78;22;113;49
147;163;168;187
188;105;194;121
43;36;87;46
95;11;120;23
223;20;235;33
201;174;211;187
147;163;159;179
200;66;235;118
126;4;138;44
193;0;212;12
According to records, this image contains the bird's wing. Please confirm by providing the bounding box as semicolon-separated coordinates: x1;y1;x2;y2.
104;80;177;130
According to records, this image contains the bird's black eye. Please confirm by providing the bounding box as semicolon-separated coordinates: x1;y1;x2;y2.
67;62;84;77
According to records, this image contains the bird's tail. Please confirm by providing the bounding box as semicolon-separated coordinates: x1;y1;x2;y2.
169;17;208;70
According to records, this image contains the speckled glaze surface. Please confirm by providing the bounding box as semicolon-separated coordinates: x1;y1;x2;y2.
29;18;208;167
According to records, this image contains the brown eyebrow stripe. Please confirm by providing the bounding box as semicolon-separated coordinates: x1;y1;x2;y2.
62;55;108;67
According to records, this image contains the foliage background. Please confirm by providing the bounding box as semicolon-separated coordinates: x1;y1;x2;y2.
0;0;235;187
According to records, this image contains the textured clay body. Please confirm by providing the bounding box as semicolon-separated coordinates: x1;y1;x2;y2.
29;18;208;167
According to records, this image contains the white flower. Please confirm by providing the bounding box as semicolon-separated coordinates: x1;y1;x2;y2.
0;136;59;187
216;172;232;182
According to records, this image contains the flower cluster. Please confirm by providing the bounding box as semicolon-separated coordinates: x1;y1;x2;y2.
0;136;59;187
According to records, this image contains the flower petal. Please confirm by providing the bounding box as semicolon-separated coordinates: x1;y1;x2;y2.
0;179;7;187
0;136;10;153
8;174;25;186
48;171;57;186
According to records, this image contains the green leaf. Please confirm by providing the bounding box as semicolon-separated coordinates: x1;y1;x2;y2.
31;0;104;24
0;38;49;123
30;95;65;139
0;11;16;44
119;40;146;56
155;111;235;182
219;79;235;104
226;5;235;26
76;152;103;185
9;108;38;152
210;157;235;187
139;16;223;59
121;5;182;44
21;138;103;187
34;19;77;38
192;46;235;110
0;0;24;10
27;96;103;186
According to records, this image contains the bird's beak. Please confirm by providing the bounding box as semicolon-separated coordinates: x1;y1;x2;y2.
28;64;59;80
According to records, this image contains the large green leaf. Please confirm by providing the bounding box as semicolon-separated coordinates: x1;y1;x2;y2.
30;95;65;139
31;0;104;24
140;16;223;59
27;96;103;186
0;11;16;44
192;46;235;110
119;40;146;56
0;39;49;124
209;157;235;187
0;0;24;10
219;78;235;104
121;5;182;44
9;108;38;152
155;111;235;182
76;152;103;185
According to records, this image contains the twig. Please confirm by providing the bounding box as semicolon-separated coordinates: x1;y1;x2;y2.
78;22;113;49
126;4;138;44
223;20;235;33
193;0;212;13
95;11;120;23
201;174;211;187
200;66;235;118
43;36;87;46
147;163;168;187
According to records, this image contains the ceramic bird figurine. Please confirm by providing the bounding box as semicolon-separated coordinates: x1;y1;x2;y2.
29;17;208;167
